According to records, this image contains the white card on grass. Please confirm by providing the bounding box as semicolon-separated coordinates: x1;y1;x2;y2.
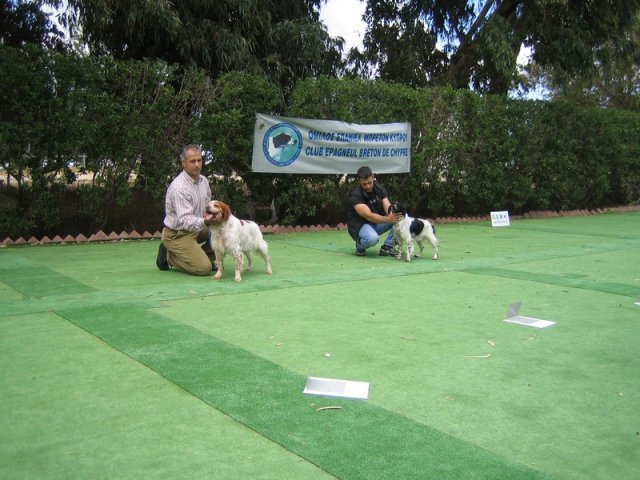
504;302;556;329
303;376;369;400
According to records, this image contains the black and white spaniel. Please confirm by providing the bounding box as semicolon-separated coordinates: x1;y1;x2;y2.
388;200;439;261
206;200;273;282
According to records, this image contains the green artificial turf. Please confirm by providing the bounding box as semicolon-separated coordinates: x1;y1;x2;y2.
1;212;639;479
0;254;95;297
0;312;334;480
60;304;550;480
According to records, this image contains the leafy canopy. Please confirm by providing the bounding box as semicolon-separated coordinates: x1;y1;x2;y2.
44;0;345;90
350;0;640;94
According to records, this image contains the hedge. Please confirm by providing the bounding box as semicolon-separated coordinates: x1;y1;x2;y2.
1;47;638;238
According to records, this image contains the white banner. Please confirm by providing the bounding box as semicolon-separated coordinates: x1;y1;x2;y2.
251;114;411;174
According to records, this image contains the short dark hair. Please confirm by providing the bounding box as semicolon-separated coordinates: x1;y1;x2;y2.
356;166;373;179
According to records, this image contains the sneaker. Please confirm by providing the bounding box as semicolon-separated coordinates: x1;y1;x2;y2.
355;242;366;256
379;244;398;257
156;242;170;270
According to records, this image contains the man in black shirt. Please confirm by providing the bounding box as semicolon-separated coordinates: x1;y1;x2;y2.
346;166;402;256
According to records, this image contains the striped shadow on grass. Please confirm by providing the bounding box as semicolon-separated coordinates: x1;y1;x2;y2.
466;266;638;297
60;304;551;480
0;257;95;298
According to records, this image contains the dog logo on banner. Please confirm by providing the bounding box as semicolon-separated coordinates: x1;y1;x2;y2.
261;122;303;167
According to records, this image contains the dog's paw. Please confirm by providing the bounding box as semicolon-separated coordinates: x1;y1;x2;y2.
213;271;222;280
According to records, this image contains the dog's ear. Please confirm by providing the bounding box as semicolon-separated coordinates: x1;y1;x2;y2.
217;201;232;222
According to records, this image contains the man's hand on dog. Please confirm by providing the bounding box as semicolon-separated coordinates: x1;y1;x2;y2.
388;212;403;223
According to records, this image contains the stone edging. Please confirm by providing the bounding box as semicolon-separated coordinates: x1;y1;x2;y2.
1;205;639;247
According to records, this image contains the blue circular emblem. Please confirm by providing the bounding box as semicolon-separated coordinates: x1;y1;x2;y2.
262;122;303;167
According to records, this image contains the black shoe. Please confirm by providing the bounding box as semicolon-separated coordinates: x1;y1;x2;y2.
202;242;217;270
379;244;398;257
355;242;366;256
156;242;170;270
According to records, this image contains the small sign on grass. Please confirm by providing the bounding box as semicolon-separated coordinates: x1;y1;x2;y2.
303;376;370;400
504;302;556;329
491;210;511;227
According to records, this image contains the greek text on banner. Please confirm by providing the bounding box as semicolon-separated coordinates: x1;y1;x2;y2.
251;114;411;174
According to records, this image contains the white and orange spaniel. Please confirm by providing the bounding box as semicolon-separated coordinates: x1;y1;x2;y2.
206;200;273;282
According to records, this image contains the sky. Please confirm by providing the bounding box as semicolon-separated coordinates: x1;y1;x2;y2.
319;0;367;52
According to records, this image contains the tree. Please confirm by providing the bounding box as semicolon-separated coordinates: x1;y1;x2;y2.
45;0;345;91
530;12;640;111
349;0;447;86
351;0;640;94
0;0;65;49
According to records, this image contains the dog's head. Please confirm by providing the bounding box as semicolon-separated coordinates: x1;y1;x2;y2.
388;200;408;216
206;200;232;223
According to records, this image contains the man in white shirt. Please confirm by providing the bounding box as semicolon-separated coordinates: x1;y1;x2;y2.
156;144;217;275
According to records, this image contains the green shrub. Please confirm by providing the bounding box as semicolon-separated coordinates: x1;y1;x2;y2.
1;47;639;239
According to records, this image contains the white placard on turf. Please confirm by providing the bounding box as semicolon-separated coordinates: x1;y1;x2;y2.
503;302;556;329
491;211;511;227
303;376;369;400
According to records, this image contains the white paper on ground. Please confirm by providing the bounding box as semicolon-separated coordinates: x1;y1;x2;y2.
504;302;556;329
303;376;370;400
504;317;556;328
